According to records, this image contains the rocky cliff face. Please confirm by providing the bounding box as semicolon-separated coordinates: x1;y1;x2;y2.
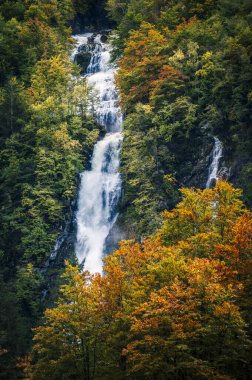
227;156;252;206
71;1;113;34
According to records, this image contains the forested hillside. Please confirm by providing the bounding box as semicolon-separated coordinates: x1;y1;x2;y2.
108;0;252;236
0;1;101;377
0;0;252;379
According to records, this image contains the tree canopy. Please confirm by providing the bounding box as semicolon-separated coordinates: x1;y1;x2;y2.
31;181;252;380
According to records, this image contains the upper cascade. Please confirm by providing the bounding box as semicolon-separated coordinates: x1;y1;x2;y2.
73;33;123;274
73;33;122;132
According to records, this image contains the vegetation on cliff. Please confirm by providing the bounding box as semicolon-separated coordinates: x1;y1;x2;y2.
106;0;252;236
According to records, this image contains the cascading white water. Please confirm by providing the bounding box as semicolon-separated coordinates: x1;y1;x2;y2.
206;137;223;188
73;33;123;274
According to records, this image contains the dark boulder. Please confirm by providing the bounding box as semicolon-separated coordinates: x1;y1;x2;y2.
75;51;92;74
100;34;108;43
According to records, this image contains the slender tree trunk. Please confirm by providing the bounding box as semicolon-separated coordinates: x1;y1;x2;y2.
91;339;97;380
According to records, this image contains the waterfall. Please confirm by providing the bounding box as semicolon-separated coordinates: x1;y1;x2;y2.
73;33;123;274
206;137;223;188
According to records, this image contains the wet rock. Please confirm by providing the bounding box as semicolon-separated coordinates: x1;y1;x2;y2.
75;51;92;73
100;34;108;43
105;222;126;256
180;134;214;189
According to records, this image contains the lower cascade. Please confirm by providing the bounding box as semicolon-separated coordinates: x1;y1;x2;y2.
73;33;123;273
206;136;223;188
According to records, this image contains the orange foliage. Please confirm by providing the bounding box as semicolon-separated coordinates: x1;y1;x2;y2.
175;15;198;33
116;22;168;109
32;181;251;379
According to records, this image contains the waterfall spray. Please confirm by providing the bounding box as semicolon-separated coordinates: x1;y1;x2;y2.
206;137;223;188
73;34;123;273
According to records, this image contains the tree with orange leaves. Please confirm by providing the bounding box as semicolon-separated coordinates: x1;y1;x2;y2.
123;257;248;380
116;22;168;110
31;181;252;380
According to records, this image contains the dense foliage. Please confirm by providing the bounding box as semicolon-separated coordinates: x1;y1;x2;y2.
0;1;101;377
1;1;252;379
31;181;252;380
106;0;252;236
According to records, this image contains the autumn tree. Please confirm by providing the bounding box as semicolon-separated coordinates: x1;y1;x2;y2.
32;264;108;380
116;22;168;110
124;259;248;380
32;181;252;380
